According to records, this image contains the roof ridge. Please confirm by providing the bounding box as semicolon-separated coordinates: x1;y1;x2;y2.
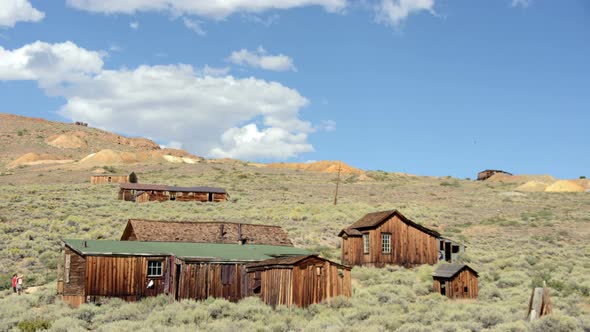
128;219;283;228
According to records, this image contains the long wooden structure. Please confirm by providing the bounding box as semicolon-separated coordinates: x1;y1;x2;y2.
339;210;464;267
90;174;130;184
432;264;478;299
118;183;228;203
57;240;349;308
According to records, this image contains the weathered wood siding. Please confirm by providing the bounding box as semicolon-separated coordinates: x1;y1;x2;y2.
254;257;351;308
177;263;249;302
84;255;174;298
341;214;438;267
119;190;226;203
62;247;86;297
213;193;228;202
433;269;478;299
91;175;129;184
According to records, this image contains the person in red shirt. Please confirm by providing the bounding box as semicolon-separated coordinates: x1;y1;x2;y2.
11;274;17;293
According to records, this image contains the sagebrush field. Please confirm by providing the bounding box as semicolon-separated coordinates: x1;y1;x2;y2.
0;162;589;331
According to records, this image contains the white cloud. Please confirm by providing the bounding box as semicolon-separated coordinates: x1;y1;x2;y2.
317;120;336;132
130;21;139;29
202;65;230;76
375;0;435;27
0;41;315;160
0;41;104;87
228;46;296;72
109;44;122;52
511;0;532;8
0;0;45;27
66;0;347;19
210;124;313;160
182;17;206;35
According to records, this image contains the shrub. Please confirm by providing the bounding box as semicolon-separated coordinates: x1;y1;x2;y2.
531;315;580;332
17;317;51;332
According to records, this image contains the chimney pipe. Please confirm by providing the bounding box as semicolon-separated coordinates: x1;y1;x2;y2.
83;240;87;248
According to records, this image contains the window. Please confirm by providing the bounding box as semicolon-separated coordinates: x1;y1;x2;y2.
363;233;370;254
65;254;71;283
147;260;163;277
381;233;391;254
464;286;468;293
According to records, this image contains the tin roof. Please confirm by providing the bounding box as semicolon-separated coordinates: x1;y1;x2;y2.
245;255;351;270
64;239;310;262
338;210;440;238
119;183;227;194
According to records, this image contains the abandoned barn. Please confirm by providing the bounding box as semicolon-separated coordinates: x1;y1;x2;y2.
477;169;512;181
338;210;464;267
90;172;137;184
58;239;350;308
246;255;351;308
120;219;293;246
432;264;478;299
118;183;228;203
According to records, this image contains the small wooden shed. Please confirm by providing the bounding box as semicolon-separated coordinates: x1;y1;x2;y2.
433;264;478;299
118;183;228;203
246;255;351;308
120;219;293;246
477;169;512;181
90;172;136;184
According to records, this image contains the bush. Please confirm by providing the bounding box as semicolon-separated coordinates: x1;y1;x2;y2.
531;315;580;332
17;317;51;332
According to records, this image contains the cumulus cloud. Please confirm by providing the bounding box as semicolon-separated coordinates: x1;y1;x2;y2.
66;0;347;19
0;41;315;160
0;41;104;87
202;65;231;76
182;17;206;35
130;21;139;29
0;0;45;27
210;124;313;160
228;46;296;72
375;0;435;27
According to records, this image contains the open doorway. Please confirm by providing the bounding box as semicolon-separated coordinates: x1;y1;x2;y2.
174;264;181;300
440;283;446;296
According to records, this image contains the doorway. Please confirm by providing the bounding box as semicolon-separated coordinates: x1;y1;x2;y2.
174;264;181;300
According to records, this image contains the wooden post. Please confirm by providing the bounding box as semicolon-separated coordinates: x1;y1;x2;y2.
527;281;552;321
333;162;341;205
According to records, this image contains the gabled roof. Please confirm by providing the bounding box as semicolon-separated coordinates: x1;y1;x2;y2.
338;210;440;238
119;183;227;194
64;239;310;262
245;255;350;271
121;219;293;246
433;264;478;278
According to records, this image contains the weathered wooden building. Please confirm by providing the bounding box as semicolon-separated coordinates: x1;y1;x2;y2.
477;169;512;181
120;219;293;246
339;210;464;267
91;172;137;184
118;183;228;203
433;264;478;299
246;255;351;308
58;240;350;308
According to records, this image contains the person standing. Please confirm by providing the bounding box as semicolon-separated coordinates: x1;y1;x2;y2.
11;274;17;293
16;275;23;295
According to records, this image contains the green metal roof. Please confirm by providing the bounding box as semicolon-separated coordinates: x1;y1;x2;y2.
63;239;312;262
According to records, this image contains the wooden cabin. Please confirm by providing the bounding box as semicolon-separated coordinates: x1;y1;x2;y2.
120;219;293;246
118;183;228;203
90;172;137;184
57;239;311;307
246;255;351;308
433;264;478;299
338;210;464;267
477;169;512;181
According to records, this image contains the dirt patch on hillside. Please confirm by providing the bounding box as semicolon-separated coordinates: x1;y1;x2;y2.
515;181;549;192
266;161;364;175
8;153;72;168
78;149;203;167
487;173;556;184
545;180;586;193
46;132;88;149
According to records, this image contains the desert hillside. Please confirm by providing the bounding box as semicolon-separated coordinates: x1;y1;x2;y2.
0;114;588;330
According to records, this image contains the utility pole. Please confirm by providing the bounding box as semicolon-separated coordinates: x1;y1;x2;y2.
333;162;341;205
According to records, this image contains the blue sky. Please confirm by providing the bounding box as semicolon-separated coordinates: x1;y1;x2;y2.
0;0;588;178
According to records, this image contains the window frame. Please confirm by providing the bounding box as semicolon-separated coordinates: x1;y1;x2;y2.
381;233;392;254
362;233;370;254
147;260;163;277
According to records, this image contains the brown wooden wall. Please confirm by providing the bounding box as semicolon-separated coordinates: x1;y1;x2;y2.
254;258;351;308
62;247;86;296
341;214;438;267
177;263;249;302
84;255;174;298
119;189;227;203
433;269;478;299
91;175;128;184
